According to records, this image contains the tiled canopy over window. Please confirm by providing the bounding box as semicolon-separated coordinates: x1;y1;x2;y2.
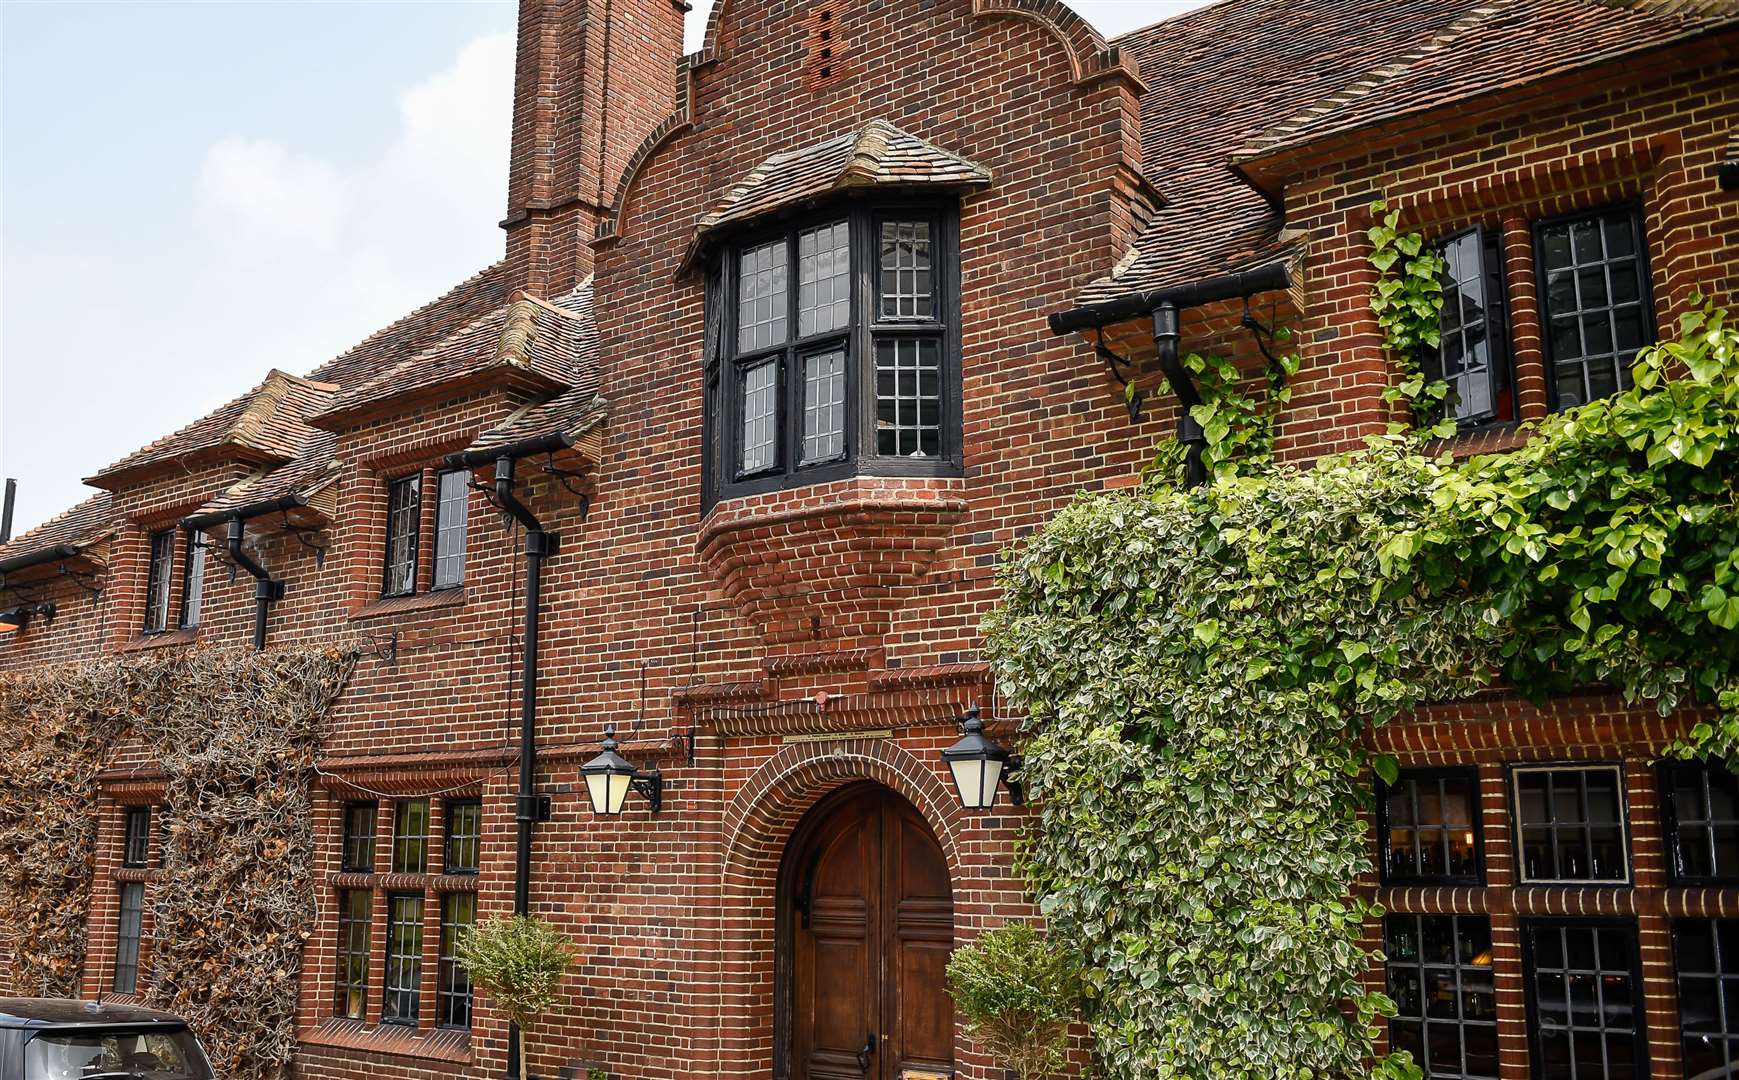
692;120;989;507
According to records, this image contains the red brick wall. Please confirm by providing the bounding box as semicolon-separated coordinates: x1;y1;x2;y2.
1;4;1734;1080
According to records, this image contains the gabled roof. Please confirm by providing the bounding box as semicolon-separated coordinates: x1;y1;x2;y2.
1074;0;1483;307
1075;0;1734;315
183;431;341;528
86;370;337;489
452;281;608;460
0;493;116;569
1231;0;1739;167
682;120;993;271
311;287;593;427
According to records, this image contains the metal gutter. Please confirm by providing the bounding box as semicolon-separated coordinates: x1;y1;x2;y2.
181;492;308;531
443;430;576;472
0;544;84;576
1047;260;1293;335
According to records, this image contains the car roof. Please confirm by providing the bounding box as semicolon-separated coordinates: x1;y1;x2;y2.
0;999;187;1030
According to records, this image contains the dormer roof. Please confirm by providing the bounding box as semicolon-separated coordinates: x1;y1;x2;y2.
681;120;993;272
86;370;337;490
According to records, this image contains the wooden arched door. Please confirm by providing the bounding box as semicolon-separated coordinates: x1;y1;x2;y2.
781;783;955;1080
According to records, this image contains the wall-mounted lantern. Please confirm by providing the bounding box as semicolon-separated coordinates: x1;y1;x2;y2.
0;601;55;635
941;704;1023;810
581;724;664;816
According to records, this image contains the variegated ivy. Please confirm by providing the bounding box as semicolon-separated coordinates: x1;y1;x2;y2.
1367;200;1455;436
986;294;1739;1078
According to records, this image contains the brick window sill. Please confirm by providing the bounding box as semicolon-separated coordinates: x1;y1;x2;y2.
1422;421;1530;460
298;1018;472;1064
121;629;198;652
351;589;466;622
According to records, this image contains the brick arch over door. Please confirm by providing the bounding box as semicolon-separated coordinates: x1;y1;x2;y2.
715;737;965;1078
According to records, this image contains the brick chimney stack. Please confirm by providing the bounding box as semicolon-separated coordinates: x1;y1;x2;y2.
503;0;686;296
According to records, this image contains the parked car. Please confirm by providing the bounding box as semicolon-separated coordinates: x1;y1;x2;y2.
0;1000;213;1080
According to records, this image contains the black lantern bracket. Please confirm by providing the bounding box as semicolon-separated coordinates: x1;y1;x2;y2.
631;770;664;814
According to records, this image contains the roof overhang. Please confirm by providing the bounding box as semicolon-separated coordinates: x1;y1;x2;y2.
1048;257;1295;336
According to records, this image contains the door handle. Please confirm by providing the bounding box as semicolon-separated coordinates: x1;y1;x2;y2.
856;1033;875;1072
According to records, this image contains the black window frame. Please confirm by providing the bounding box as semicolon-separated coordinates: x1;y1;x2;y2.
122;806;151;870
113;881;145;995
1383;913;1498;1080
702;199;965;510
381;892;423;1027
1661;760;1739;886
341;801;378;874
443;798;481;875
1377;767;1485;886
1672;917;1739;1078
431;468;469;592
1520;918;1647;1080
1533;201;1655;414
391;799;429;875
142;529;175;633
178;529;207;631
436;890;476;1029
1427;225;1514;429
1508;763;1632;886
382;474;422;599
334;887;372;1020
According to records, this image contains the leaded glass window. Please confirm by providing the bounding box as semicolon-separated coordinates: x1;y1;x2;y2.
179;532;206;630
1380;770;1481;884
703;202;960;506
1385;915;1497;1079
382;893;424;1025
875;337;941;459
438;891;476;1028
334;888;371;1019
1524;921;1643;1079
799;221;851;336
114;882;144;994
392;799;429;875
1536;206;1653;411
443;799;481;875
1513;765;1628;884
342;802;377;874
1664;762;1739;883
383;475;421;597
1676;919;1739;1078
432;469;468;590
801;349;847;465
1429;227;1512;426
123;806;151;869
740;359;779;476
143;529;174;633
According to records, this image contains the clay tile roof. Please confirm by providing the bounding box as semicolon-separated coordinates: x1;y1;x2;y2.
184;431;341;525
682;119;993;270
312;283;594;426
306;261;516;389
87;369;338;488
1231;0;1739;166
457;281;609;457
0;492;116;566
1077;0;1733;313
1073;0;1485;308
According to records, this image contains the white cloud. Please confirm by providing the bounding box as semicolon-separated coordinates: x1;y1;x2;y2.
200;137;352;249
192;31;514;374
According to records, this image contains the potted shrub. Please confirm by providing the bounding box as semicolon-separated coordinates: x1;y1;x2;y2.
455;914;576;1080
946;922;1083;1080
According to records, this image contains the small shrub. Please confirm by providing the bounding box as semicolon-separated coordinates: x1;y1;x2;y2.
456;914;576;1079
947;923;1082;1080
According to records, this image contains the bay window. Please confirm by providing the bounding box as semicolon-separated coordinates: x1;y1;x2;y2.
703;202;962;507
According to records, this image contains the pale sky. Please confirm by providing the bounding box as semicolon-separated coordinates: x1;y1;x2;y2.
0;0;1209;535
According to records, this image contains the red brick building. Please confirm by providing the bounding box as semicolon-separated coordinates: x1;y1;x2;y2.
1;0;1735;1078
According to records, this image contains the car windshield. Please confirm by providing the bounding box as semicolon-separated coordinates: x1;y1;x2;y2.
24;1028;214;1080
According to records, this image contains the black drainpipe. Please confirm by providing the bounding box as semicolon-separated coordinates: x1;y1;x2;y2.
224;518;284;651
488;454;559;918
1150;302;1209;488
441;447;562;1080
